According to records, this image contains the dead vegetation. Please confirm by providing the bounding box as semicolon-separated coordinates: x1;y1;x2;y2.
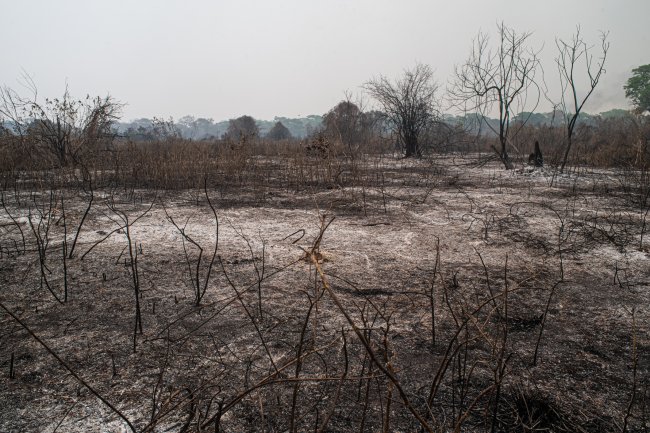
0;140;649;433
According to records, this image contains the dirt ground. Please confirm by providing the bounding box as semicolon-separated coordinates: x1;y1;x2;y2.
1;156;648;432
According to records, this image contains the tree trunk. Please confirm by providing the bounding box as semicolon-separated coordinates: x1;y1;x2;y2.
404;137;421;158
560;135;572;173
499;139;513;169
501;152;513;169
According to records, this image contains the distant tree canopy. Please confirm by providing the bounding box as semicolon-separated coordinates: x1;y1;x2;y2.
266;121;292;140
625;64;650;114
323;100;363;146
225;115;259;140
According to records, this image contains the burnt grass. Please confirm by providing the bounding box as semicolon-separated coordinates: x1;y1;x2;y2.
0;155;649;432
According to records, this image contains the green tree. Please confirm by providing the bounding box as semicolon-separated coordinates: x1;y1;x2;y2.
624;64;650;113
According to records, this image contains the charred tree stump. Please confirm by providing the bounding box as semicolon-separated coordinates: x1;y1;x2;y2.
528;141;543;167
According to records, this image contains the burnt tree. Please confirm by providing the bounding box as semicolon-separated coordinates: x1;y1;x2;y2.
450;23;541;169
364;64;439;158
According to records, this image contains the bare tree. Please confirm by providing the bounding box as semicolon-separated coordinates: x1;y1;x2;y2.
556;27;609;172
364;63;439;158
450;23;541;169
0;79;121;166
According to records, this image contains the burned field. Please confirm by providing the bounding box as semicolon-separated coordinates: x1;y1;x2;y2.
1;156;648;432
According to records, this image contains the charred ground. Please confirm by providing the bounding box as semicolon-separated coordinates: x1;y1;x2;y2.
0;155;648;432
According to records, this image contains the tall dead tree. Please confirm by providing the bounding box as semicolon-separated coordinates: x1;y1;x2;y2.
556;27;609;173
450;23;541;169
364;64;439;158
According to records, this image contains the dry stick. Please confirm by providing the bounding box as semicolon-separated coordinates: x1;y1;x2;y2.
250;374;381;385
429;238;441;349
426;290;510;415
114;245;128;265
68;180;93;259
202;179;219;303
381;171;388;213
358;305;380;432
282;229;305;244
149;330;172;429
290;297;314;433
124;212;142;352
197;390;219;429
165;256;306;346
490;254;510;433
1;191;26;253
475;248;499;314
139;370;226;433
622;308;638;433
80;200;154;261
359;354;375;433
199;337;342;430
641;378;649;432
382;324;393;433
132;244;142;341
9;351;15;379
454;353;480;428
214;401;224;433
0;301;137;433
532;280;562;366
108;204;144;352
453;384;497;433
308;252;435;433
510;201;566;280
426;324;475;412
450;330;460;421
259;240;265;316
256;388;265;433
640;197;649;251
355;303;371;402
164;208;204;304
27;204;63;304
179;388;195;433
164;185;219;306
219;256;279;374
51;400;78;433
324;273;391;324
60;194;68;302
233;226;265;319
312;214;336;255
441;267;460;330
317;328;349;433
81;226;123;260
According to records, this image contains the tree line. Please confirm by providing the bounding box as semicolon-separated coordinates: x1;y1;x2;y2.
1;22;649;171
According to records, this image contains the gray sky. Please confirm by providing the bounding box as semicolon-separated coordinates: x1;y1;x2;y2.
2;0;648;121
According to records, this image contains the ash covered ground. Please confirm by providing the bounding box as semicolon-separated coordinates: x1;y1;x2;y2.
1;156;648;432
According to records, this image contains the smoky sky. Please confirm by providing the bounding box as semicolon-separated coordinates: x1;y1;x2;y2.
2;0;648;121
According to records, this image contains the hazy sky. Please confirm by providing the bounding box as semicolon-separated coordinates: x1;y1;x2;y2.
2;0;648;121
